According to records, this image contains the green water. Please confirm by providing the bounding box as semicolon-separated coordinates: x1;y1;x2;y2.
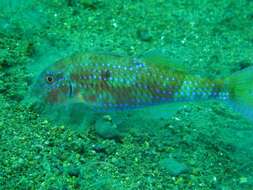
1;0;253;189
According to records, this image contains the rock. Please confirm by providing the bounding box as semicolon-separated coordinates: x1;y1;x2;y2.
239;177;248;184
67;166;80;177
159;158;189;176
92;144;107;153
95;117;123;140
80;0;99;9
12;158;26;171
137;29;152;42
0;80;5;92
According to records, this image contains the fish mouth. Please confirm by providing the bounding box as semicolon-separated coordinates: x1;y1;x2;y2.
29;83;44;99
21;85;45;114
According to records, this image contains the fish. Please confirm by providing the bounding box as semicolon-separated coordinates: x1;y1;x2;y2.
31;51;253;120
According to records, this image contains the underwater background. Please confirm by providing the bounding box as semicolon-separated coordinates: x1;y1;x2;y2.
1;0;253;189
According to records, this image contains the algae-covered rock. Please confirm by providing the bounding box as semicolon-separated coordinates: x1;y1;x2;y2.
80;0;100;9
159;158;189;176
137;28;152;42
95;115;124;141
92;176;124;190
67;165;81;177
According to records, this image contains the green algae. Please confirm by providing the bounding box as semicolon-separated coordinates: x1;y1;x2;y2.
0;0;253;189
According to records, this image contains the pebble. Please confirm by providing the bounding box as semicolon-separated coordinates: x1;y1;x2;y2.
159;158;189;176
137;29;152;42
239;177;248;184
80;0;99;8
0;80;4;92
41;120;48;125
92;144;106;153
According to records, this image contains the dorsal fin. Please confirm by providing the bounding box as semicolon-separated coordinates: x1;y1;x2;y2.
140;49;187;73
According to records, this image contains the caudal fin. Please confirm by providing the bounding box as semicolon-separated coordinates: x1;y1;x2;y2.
226;66;253;121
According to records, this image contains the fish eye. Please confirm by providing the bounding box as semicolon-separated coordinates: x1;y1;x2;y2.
45;75;54;84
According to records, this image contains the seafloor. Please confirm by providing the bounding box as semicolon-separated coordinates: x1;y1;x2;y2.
0;0;253;189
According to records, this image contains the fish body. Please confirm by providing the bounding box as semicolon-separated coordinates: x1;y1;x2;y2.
33;52;232;112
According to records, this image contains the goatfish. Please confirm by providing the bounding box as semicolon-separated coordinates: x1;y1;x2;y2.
32;51;253;120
